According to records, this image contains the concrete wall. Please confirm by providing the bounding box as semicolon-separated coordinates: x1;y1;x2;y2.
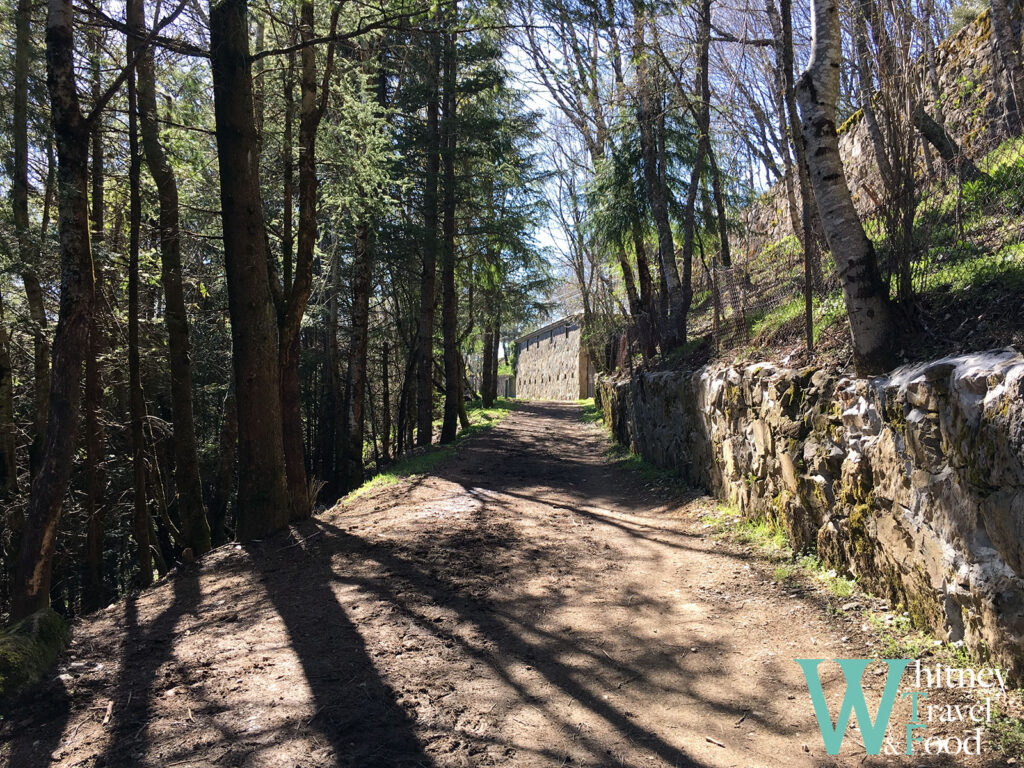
515;319;591;401
599;349;1024;680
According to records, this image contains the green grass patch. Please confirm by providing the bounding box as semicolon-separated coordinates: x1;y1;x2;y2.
577;397;603;424
349;398;517;498
772;564;797;583
605;445;682;487
865;612;933;659
796;554;858;598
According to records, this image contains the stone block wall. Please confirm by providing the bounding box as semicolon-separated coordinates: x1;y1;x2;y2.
516;320;589;401
599;349;1024;679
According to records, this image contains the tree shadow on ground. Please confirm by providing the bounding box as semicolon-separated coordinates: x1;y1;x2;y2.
2;678;70;768
250;533;433;768
312;516;717;767
98;568;201;767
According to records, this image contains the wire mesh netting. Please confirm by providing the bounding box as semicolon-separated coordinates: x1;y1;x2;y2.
683;132;1024;360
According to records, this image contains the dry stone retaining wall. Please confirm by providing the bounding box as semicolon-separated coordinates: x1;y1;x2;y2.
599;349;1024;679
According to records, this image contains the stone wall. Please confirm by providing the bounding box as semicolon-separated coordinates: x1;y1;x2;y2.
599;349;1024;679
515;319;591;401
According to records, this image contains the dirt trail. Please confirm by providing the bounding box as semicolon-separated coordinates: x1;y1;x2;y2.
0;402;997;767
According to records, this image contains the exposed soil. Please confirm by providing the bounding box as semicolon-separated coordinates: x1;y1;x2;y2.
0;403;1010;767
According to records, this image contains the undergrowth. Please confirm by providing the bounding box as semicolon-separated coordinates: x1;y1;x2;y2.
577;397;603;424
348;398;517;498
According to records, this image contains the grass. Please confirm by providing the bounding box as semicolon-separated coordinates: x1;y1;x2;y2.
865;611;933;659
577;397;603;424
604;444;685;488
703;505;791;561
348;398;517;498
990;695;1024;760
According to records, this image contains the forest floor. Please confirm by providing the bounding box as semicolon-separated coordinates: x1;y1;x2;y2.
0;402;1013;768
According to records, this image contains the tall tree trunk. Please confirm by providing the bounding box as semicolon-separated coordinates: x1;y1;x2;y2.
770;0;823;350
14;0;49;480
0;290;16;500
634;19;685;347
282;50;295;293
678;0;712;348
481;311;494;408
12;0;95;620
416;26;442;447
84;35;108;610
381;342;391;463
318;246;339;493
796;0;895;375
278;1;316;519
127;52;152;588
131;0;211;555
278;0;337;517
340;226;373;492
209;0;290;540
440;17;460;444
489;320;500;401
396;337;417;458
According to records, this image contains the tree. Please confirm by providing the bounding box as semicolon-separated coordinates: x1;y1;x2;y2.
796;0;895;375
209;0;290;540
130;0;211;555
439;6;460;444
12;0;98;619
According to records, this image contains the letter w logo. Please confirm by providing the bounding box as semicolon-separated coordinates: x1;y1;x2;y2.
796;659;910;755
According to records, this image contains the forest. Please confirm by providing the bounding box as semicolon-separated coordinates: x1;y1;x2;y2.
1;0;1023;631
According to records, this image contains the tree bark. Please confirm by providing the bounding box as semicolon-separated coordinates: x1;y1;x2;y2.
912;105;985;182
481;315;494;408
84;36;108;610
440;15;460;445
12;0;96;619
381;342;391;463
277;0;335;519
131;0;211;555
416;25;442;447
209;0;290;540
796;0;895;375
14;0;50;481
127;51;152;588
0;290;16;500
339;226;373;492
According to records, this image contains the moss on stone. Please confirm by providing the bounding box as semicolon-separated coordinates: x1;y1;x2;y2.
0;608;71;704
838;108;864;136
848;503;874;559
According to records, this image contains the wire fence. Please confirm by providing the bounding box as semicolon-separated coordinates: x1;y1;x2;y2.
678;131;1024;361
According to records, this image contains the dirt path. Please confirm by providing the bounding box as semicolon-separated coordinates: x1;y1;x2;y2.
0;402;996;767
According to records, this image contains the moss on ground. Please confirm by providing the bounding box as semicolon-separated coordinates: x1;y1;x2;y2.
0;608;71;704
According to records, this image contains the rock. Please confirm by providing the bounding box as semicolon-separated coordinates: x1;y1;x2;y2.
0;608;71;706
780;453;799;493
